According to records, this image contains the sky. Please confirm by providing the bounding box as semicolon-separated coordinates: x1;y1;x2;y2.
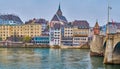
0;0;120;26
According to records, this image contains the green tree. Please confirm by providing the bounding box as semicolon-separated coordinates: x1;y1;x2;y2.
0;37;2;41
23;36;31;43
46;25;49;29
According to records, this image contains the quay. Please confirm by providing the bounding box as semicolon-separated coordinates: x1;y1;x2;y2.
0;41;90;49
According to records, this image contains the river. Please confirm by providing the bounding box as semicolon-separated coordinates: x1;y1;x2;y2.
0;48;119;69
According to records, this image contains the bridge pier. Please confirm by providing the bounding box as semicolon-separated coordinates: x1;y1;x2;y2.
104;33;120;64
90;35;104;56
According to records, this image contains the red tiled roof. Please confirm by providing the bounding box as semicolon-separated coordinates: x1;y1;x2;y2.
25;18;48;24
73;20;89;28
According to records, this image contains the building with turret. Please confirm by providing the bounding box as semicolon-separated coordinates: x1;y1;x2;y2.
51;4;68;24
93;21;100;35
49;4;68;46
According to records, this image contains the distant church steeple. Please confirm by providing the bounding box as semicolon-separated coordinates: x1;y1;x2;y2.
51;3;68;23
56;3;62;16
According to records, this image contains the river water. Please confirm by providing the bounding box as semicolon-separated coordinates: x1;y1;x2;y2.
0;48;119;69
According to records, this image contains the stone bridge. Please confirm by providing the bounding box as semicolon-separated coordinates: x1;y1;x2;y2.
104;33;120;64
90;33;120;64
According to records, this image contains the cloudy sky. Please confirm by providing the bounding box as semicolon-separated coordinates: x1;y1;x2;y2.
0;0;119;26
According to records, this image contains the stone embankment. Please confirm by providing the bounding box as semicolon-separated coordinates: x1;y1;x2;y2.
0;41;90;49
0;41;50;48
61;43;90;49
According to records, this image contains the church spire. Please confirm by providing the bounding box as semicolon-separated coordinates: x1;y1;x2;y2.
56;3;62;16
58;3;61;11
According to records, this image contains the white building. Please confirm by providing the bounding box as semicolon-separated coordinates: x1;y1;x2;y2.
49;4;68;46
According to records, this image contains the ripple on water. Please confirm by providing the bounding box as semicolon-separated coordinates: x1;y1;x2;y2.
0;48;119;69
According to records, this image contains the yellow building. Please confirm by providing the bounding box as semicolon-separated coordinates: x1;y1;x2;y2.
64;25;73;37
72;20;89;46
73;27;89;37
0;25;11;40
0;22;42;40
73;27;89;45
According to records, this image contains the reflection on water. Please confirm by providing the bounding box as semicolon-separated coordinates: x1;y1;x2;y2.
0;48;119;69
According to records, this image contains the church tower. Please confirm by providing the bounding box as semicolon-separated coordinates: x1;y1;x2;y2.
50;4;68;46
51;3;68;24
56;4;62;16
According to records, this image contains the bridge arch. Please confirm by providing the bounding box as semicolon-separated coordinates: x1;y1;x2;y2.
103;41;107;49
113;42;120;55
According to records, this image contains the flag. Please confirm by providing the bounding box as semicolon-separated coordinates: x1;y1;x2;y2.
112;19;115;26
111;19;117;33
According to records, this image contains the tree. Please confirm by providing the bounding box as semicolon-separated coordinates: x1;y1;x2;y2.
0;37;2;41
23;36;31;43
46;25;49;29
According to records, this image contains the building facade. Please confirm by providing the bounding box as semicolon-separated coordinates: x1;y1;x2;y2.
62;20;90;46
64;23;73;37
0;21;42;40
0;25;11;40
61;37;73;46
32;36;49;45
61;23;73;46
49;4;68;46
72;20;89;46
53;24;61;46
107;22;119;34
50;23;62;46
25;18;49;35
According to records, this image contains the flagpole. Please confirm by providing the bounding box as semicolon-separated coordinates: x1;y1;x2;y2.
108;7;109;23
107;0;110;23
106;0;112;34
106;2;109;35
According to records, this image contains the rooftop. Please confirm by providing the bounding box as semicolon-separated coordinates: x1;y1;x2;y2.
73;20;89;29
51;4;68;23
0;14;23;24
108;22;120;29
25;18;48;24
94;21;100;28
